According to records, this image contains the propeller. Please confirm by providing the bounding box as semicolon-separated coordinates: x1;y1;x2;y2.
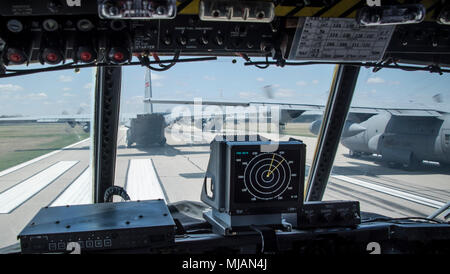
263;84;274;99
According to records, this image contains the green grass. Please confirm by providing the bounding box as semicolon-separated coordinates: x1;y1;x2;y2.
0;123;89;172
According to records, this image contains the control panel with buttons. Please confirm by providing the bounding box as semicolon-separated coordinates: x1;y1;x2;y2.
297;200;361;229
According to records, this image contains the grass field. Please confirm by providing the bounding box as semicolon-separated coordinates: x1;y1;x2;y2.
0;123;89;172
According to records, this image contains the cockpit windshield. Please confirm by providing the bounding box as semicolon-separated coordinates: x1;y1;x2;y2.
1;57;448;250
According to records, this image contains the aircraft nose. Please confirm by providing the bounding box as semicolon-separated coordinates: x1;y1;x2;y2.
309;119;322;135
310;120;366;137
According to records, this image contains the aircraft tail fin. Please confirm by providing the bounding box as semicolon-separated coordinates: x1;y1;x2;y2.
144;69;153;113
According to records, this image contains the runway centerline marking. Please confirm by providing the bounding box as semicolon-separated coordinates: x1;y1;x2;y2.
126;159;166;202
331;174;445;209
0;138;89;178
0;161;79;214
50;167;92;207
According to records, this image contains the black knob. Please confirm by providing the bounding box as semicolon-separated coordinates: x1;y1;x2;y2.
179;36;187;46
47;0;62;13
144;28;157;38
163;36;172;46
200;36;209;45
7;19;23;33
215;35;224;46
321;212;333;223
260;42;273;53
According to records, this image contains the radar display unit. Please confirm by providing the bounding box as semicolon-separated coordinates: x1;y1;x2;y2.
201;136;306;235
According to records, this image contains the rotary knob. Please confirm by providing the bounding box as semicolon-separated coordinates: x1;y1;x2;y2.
178;35;187;46
200;36;209;45
215;35;224;46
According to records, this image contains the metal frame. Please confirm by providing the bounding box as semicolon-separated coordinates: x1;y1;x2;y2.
306;64;360;201
91;66;122;203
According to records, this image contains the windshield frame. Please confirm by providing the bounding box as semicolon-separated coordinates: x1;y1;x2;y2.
305;64;360;201
89;63;361;205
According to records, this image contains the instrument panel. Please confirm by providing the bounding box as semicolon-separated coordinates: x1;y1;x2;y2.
201;137;306;234
0;1;449;67
202;137;306;216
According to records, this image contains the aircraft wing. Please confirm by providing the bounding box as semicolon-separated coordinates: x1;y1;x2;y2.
144;98;325;113
145;97;447;123
144;98;251;107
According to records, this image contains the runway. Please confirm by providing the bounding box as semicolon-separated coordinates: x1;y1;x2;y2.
0;124;449;249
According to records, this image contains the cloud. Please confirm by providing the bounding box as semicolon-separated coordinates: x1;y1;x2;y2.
275;88;295;98
296;81;307;87
312;80;319;84
36;92;47;98
151;74;164;81
83;83;92;89
367;77;385;84
389;80;400;85
80;102;89;108
26;93;48;99
125;96;144;104
63;87;71;91
203;75;216;81
63;93;75;97
239;91;256;98
256;77;264;82
0;84;24;92
59;75;73;82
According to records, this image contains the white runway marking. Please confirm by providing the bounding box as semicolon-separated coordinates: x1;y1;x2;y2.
0;138;88;178
0;161;78;214
126;159;166;202
50;167;92;207
331;175;445;209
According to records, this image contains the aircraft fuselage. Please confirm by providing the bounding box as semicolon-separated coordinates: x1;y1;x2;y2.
340;113;450;166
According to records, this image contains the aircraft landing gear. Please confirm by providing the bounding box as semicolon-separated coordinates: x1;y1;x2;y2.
126;130;133;148
349;150;362;158
402;153;422;171
382;153;422;170
159;137;166;146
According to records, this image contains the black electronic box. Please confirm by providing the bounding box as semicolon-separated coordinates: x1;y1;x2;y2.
18;199;175;253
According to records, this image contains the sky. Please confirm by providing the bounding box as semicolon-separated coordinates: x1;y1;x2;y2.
0;57;449;116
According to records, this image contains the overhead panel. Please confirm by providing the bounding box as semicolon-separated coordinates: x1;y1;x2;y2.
175;0;443;21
